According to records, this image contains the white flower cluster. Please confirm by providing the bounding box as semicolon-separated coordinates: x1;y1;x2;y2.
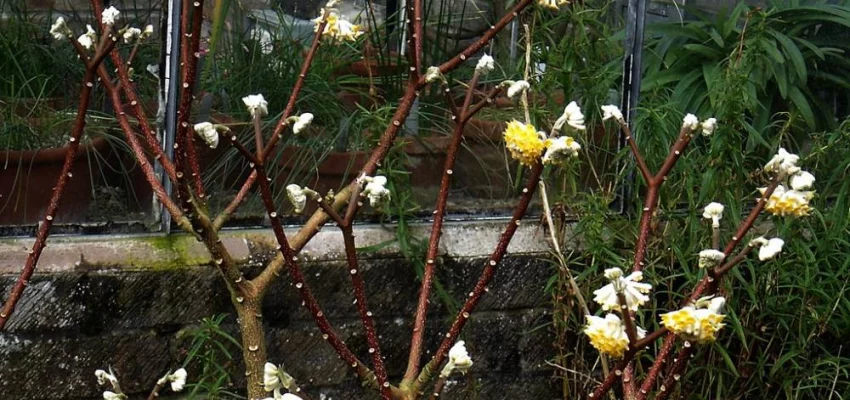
362;175;391;208
50;17;72;40
592;267;652;312
761;148;816;217
475;54;495;74
243;94;269;118
262;362;298;400
682;113;718;136
155;368;188;392
553;101;586;132
698;249;725;269
440;341;474;378
313;5;363;42
660;296;727;344
750;237;784;261
702;202;725;228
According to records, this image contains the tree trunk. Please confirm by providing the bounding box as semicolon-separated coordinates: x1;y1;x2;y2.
236;295;268;400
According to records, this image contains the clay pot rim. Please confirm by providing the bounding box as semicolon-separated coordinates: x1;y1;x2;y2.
2;136;109;165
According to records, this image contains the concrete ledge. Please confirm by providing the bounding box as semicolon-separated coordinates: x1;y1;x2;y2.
0;219;556;273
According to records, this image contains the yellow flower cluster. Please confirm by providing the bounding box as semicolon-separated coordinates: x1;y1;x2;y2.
660;297;726;344
314;10;363;41
538;0;570;10
584;314;631;358
503;120;546;167
763;185;813;217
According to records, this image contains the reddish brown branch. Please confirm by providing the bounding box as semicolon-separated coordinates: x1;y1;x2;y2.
256;0;533;289
213;19;329;230
248;160;396;396
654;346;693;400
412;162;544;392
403;73;502;385
0;68;99;330
89;0;179;185
341;225;392;399
635;177;783;398
619;122;652;183
633;126;693;273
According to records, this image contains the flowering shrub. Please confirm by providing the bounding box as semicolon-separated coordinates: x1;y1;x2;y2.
0;0;826;399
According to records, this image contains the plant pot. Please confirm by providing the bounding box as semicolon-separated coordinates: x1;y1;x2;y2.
0;137;109;225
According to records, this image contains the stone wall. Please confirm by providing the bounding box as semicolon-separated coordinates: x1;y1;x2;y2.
0;223;563;399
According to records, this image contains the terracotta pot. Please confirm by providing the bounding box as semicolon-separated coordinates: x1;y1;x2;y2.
0;137;109;225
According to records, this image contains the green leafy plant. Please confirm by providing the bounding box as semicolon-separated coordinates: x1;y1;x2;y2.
642;1;850;134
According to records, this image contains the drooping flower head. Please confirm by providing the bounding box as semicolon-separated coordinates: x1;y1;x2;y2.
475;54;495;74
50;17;72;40
790;171;815;191
424;66;445;83
592;267;652;312
95;369;118;387
503;120;546;167
601;105;623;123
167;368;187;392
314;9;363;41
141;25;154;39
292;113;314;134
286;184;310;214
243;94;269;118
542;135;581;165
440;341;474;377
764;148;800;176
750;237;784;261
103;391;125;400
78;25;97;50
584;314;645;358
193;122;220;149
362;175;391;207
102;6;121;26
505;80;530;99
702;202;724;228
660;296;726;344
553;101;586;131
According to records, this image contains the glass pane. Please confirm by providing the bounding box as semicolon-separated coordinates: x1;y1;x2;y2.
1;0;162;232
197;0;626;227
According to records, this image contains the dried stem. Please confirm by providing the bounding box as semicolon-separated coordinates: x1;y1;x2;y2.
538;181;612;389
